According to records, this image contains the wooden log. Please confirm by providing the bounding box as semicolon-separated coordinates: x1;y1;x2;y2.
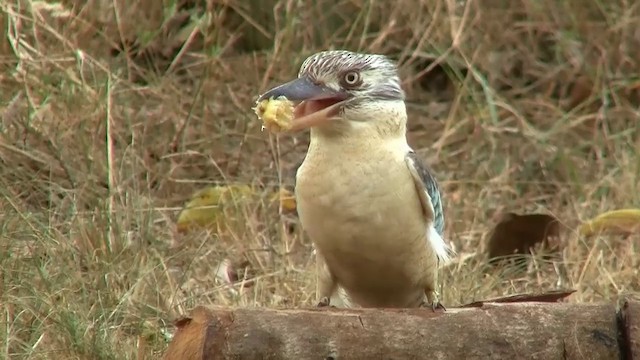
621;299;640;359
163;299;632;360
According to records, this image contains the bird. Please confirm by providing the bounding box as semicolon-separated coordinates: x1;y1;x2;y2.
256;50;455;310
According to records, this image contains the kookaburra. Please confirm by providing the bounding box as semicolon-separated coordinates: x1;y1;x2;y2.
257;50;454;310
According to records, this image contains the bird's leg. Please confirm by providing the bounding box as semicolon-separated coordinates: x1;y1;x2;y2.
421;289;446;312
317;296;332;307
316;251;338;308
420;299;447;312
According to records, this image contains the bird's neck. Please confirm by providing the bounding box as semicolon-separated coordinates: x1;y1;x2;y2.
307;100;410;154
308;122;410;156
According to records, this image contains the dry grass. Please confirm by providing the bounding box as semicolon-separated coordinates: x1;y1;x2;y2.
1;0;639;358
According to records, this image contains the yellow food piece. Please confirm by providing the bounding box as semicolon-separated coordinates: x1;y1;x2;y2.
254;96;294;133
578;208;640;237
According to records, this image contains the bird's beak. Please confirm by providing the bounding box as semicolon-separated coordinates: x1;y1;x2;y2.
257;77;352;131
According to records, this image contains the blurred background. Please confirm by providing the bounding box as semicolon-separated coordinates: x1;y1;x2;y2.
1;0;639;358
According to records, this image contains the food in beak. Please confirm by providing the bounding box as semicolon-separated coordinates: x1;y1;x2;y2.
253;96;295;133
254;96;346;134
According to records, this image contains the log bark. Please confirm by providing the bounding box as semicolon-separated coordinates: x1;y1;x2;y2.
621;299;640;360
163;297;638;360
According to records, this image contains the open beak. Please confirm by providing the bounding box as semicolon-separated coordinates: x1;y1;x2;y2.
257;77;352;131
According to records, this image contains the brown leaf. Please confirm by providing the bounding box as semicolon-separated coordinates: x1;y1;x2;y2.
486;212;562;265
567;75;594;109
460;289;576;308
215;258;255;289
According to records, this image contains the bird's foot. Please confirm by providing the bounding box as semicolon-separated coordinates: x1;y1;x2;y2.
316;296;335;308
420;300;447;312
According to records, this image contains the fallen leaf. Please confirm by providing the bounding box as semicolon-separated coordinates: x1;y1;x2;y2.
176;185;254;234
578;208;640;237
566;75;594;109
214;258;255;289
176;185;296;234
486;212;561;265
270;188;297;212
460;289;576;308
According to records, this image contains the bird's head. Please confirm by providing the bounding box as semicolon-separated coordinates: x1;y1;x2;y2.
257;50;407;139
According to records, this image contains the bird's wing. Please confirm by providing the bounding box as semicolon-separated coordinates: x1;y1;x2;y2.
404;150;453;264
404;151;445;233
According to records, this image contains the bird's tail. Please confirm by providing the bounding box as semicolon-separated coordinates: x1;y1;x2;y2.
428;226;456;265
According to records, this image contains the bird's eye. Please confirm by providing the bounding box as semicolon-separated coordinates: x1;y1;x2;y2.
341;71;361;87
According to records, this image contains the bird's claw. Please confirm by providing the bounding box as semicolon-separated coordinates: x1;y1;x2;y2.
420;300;447;312
316;296;335;308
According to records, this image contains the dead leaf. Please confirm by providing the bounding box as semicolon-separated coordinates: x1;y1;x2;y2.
566;75;594;109
486;212;561;265
176;185;254;234
214;258;255;289
176;185;295;234
579;208;640;237
460;289;576;308
270;187;297;212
